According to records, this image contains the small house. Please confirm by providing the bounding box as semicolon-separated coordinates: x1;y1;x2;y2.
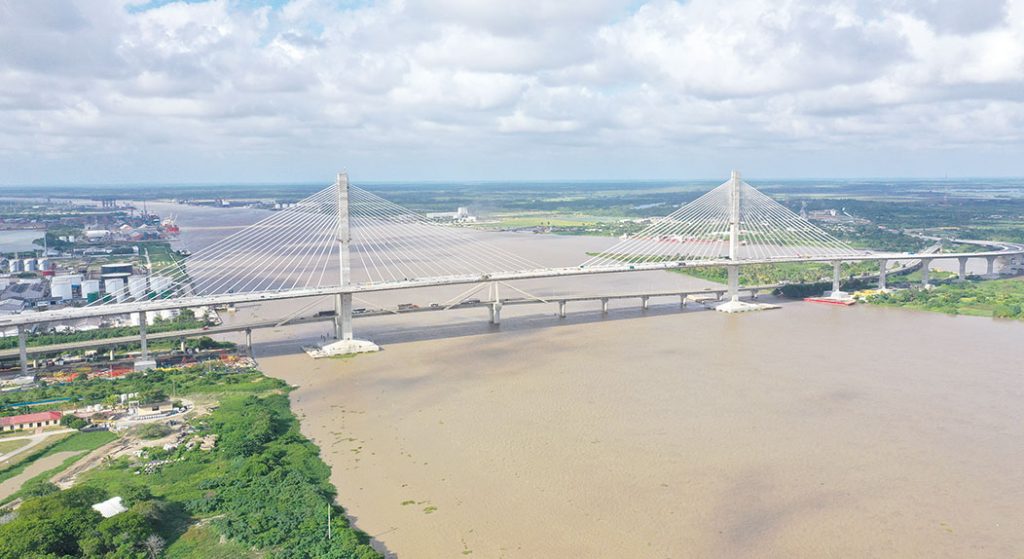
0;410;62;432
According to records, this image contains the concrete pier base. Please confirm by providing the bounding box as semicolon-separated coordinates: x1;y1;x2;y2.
985;256;997;278
134;359;157;371
305;338;380;358
816;290;856;304
715;299;780;313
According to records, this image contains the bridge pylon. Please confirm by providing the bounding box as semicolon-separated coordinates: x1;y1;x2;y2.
307;172;379;358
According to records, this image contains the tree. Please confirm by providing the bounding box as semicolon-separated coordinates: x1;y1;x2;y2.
143;534;165;559
21;480;59;498
60;414;88;430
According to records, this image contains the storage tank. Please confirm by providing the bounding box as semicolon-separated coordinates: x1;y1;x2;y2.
22;258;37;272
52;274;82;286
7;260;23;273
82;279;101;297
104;277;127;302
149;275;172;297
127;275;148;299
38;258;52;271
51;281;74;300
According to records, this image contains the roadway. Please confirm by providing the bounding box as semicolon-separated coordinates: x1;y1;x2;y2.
1;244;1021;329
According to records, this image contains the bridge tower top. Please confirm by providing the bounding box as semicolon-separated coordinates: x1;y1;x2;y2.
336;172;351;288
729;170;741;260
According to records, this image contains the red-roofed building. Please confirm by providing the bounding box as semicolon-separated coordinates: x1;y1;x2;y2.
0;411;62;432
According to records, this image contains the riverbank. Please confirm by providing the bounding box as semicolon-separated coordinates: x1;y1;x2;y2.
865;277;1024;319
0;366;381;559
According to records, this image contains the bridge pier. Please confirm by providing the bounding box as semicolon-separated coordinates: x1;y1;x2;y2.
957;257;968;281
985;255;997;277
488;302;502;325
179;338;186;352
557;300;566;318
135;311;156;371
17;326;27;375
245;328;253;354
333;293;354;340
831;260;842;293
878;259;888;290
601;298;609;314
726;264;739;301
679;294;686;307
641;296;649;310
920;258;932;287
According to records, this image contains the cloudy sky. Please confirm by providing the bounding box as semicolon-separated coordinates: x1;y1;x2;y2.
1;0;1022;185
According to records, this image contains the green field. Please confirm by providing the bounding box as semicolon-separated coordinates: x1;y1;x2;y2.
668;261;880;286
866;279;1024;318
0;439;29;455
0;430;116;504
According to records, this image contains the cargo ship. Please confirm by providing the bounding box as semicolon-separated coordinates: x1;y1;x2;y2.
161;216;180;235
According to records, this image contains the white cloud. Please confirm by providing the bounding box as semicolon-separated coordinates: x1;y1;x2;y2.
0;0;1022;183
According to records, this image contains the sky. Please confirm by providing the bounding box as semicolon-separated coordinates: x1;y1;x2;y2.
1;0;1022;185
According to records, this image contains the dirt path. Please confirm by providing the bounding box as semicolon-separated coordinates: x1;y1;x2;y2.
0;430;73;468
0;451;81;501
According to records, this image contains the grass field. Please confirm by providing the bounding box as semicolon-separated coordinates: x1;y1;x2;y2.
0;439;29;456
0;430;116;504
0;432;71;472
164;525;261;559
867;279;1024;318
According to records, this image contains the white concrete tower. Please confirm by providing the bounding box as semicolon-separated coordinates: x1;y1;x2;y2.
335;172;353;341
726;170;741;302
716;170;776;313
728;170;741;260
308;172;379;357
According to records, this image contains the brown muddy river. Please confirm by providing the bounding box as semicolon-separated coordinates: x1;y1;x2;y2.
159;200;1024;558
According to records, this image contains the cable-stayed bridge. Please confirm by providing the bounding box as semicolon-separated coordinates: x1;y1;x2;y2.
3;171;1022;369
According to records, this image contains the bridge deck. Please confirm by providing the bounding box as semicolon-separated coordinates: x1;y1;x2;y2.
0;248;1020;329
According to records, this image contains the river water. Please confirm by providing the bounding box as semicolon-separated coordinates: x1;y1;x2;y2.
154;200;1024;558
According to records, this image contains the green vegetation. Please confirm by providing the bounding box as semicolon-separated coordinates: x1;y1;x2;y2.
134;423;173;440
1;310;208;351
671;261;880;286
0;484;171;559
61;413;89;430
830;225;932;252
0;365;382;559
139;242;183;267
866;279;1024;318
1;366;279;414
0;439;28;455
0;433;72;474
